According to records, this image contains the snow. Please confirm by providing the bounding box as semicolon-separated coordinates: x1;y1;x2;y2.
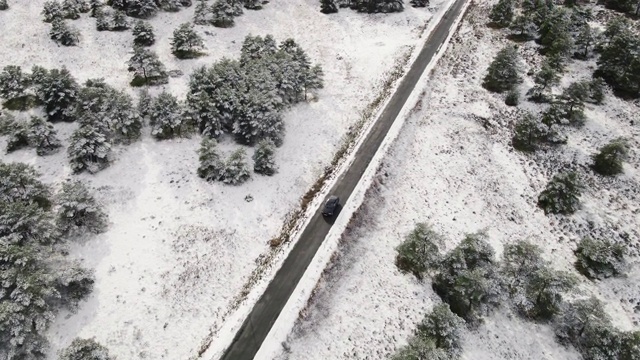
0;0;444;359
277;2;640;360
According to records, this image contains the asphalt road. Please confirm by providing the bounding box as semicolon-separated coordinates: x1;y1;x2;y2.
221;1;469;358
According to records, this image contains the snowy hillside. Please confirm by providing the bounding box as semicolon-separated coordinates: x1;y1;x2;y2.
0;0;444;359
278;2;640;360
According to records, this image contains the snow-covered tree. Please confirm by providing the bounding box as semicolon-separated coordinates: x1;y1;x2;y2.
6;122;31;153
512;112;546;152
483;45;521;93
221;148;250;185
417;304;465;356
197;138;224;181
50;17;80;46
505;88;519;106
489;0;514;28
90;0;103;16
132;20;155;46
240;35;278;64
244;0;262;9
186;91;222;137
149;91;187;139
554;297;611;348
0;199;60;246
32;67;79;122
395;223;443;279
28;116;62;156
59;338;113;360
171;22;206;59
432;232;502;323
539;7;573;58
95;7;111;30
501;239;544;296
574;23;596;60
596;22;640;98
111;93;142;143
157;0;181;12
115;0;159;18
0;112;16;135
0;0;8;10
137;88;153;120
320;0;338;13
527;60;560;102
391;338;450;360
0;162;52;209
56;180;108;235
68;125;111;174
111;9;129;30
575;237;626;280
62;0;81;19
516;266;577;320
410;0;429;7
587;78;606;105
591;138;628;176
0;65;30;103
127;47;168;86
537;171;582;215
210;0;236;27
193;0;210;24
42;0;64;22
252;139;277;176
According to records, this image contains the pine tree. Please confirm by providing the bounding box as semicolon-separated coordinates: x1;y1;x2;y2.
0;0;8;10
320;0;338;13
132;20;155;46
305;64;324;99
28;116;62;156
527;60;560;102
32;67;79;122
149;91;186;139
95;7;111;30
517;267;577;320
90;0;103;16
591;138;628;176
395;223;443;279
575;237;626;279
574;23;595;60
0;65;30;103
186;91;222;137
560;82;589;125
554;297;611;348
253;139;277;175
124;0;159;18
157;0;181;12
171;22;206;59
596;23;640;98
539;8;573;57
111;9;129;30
42;1;64;22
56;180;108;234
62;0;81;19
59;338;113;360
489;0;514;28
197;138;224;181
68;125;111;174
6;122;31;153
587;78;606;105
127;47;168;86
210;0;235;27
509;13;536;40
537;171;582;215
228;0;243;15
193;0;210;24
416;304;465;356
512;111;545;152
50;17;80;46
0;162;52;208
221;148;250;185
137;88;153;119
483;45;521;93
240;35;278;64
501;240;545;296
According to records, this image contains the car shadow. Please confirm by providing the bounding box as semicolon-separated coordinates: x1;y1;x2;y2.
322;204;343;225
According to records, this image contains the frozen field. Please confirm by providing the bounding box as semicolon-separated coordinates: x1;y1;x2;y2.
277;2;640;359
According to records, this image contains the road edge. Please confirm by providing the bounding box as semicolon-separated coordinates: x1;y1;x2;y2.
253;0;473;358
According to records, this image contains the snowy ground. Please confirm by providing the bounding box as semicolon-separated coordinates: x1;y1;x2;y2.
277;3;640;359
0;0;446;359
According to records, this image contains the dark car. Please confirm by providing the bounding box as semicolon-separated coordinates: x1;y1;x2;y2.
322;195;340;217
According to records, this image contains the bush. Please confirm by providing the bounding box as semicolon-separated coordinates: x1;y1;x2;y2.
483;45;522;93
221;148;251;185
591;138;628;176
321;0;338;13
395;223;443;280
432;232;501;324
56;180;108;235
537;171;582;215
197;138;224;181
59;338;113;360
574;237;626;280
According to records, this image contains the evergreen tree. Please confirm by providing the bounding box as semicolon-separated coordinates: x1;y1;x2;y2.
432;232;501;323
504;88;519;106
111;9;129;30
591;138;628;176
137;88;153;119
537;171;582;215
127;47;168;86
517;267;577;320
0;0;8;10
489;0;514;28
501;240;545;296
32;67;79;122
132;20;155;46
560;82;589;125
197;138;224;181
416;304;465;356
410;0;428;7
149;91;186;139
56;180;108;235
512;111;545;152
228;0;243;15
95;7;111;30
111;92;142;143
0;65;30;105
122;0;159;18
391;337;450;360
221;148;250;185
59;338;113;360
320;0;339;13
395;223;443;279
575;237;626;280
0;162;52;208
509;13;536;40
28;116;62;156
574;23;596;60
587;78;606;105
171;22;206;59
62;0;81;19
210;0;235;28
6;122;31;153
186;91;222;138
483;45;521;93
539;7;573;57
240;35;278;64
605;0;639;14
193;0;210;24
554;297;611;348
68;125;111;174
42;0;64;22
0;112;16;135
50;17;80;46
527;60;560;102
252;139;277;175
157;0;181;12
245;0;263;9
90;0;103;16
596;23;640;98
